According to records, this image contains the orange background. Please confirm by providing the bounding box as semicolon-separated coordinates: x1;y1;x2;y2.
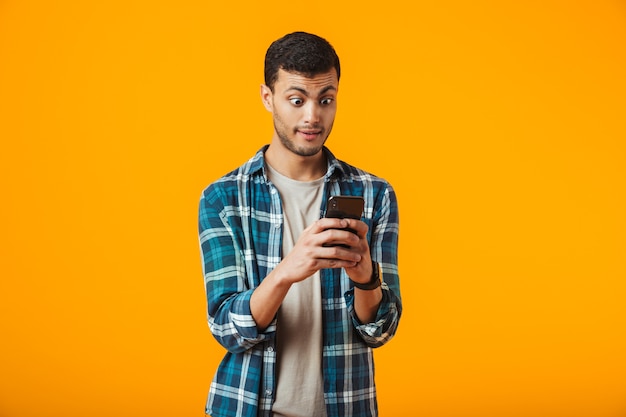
1;1;625;416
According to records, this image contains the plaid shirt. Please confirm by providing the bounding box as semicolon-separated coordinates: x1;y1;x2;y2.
198;146;402;417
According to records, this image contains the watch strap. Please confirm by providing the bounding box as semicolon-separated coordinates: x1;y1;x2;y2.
351;261;381;290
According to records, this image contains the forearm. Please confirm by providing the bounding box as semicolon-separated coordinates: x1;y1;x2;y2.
347;282;402;348
249;265;292;330
354;286;383;323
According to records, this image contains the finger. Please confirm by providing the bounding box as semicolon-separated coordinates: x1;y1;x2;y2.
323;258;359;269
314;217;351;232
341;218;368;237
323;228;360;247
321;245;362;262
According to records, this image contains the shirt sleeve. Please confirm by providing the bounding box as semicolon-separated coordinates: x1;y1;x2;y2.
344;281;401;347
344;183;403;348
198;186;276;354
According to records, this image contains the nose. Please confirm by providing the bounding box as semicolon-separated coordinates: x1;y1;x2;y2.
304;101;321;125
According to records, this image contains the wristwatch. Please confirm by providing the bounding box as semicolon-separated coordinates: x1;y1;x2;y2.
351;261;382;290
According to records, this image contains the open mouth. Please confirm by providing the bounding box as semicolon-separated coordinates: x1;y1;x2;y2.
298;130;322;139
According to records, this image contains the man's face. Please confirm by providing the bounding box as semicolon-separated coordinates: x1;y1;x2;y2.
261;68;338;157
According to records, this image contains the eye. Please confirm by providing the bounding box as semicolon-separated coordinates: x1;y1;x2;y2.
289;97;303;106
320;97;334;105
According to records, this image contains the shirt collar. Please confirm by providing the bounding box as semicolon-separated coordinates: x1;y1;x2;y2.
246;145;347;180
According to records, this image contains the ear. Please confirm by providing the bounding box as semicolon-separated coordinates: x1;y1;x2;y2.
260;84;273;112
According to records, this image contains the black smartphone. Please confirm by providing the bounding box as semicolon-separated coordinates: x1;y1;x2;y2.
323;196;364;247
325;195;365;220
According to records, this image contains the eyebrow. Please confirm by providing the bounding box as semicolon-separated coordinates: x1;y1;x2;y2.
286;85;337;97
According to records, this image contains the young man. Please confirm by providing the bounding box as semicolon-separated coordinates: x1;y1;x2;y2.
198;31;402;417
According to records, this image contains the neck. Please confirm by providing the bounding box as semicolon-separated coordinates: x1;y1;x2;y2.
265;144;327;181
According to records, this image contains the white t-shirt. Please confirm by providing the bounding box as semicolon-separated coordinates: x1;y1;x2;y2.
266;162;327;417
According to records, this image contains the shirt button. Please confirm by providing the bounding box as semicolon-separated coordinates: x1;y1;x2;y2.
265;389;272;396
267;346;273;352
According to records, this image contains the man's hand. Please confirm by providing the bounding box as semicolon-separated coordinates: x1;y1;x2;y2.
275;217;370;285
251;217;377;329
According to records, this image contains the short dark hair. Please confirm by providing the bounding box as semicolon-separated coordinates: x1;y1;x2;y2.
264;31;341;91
